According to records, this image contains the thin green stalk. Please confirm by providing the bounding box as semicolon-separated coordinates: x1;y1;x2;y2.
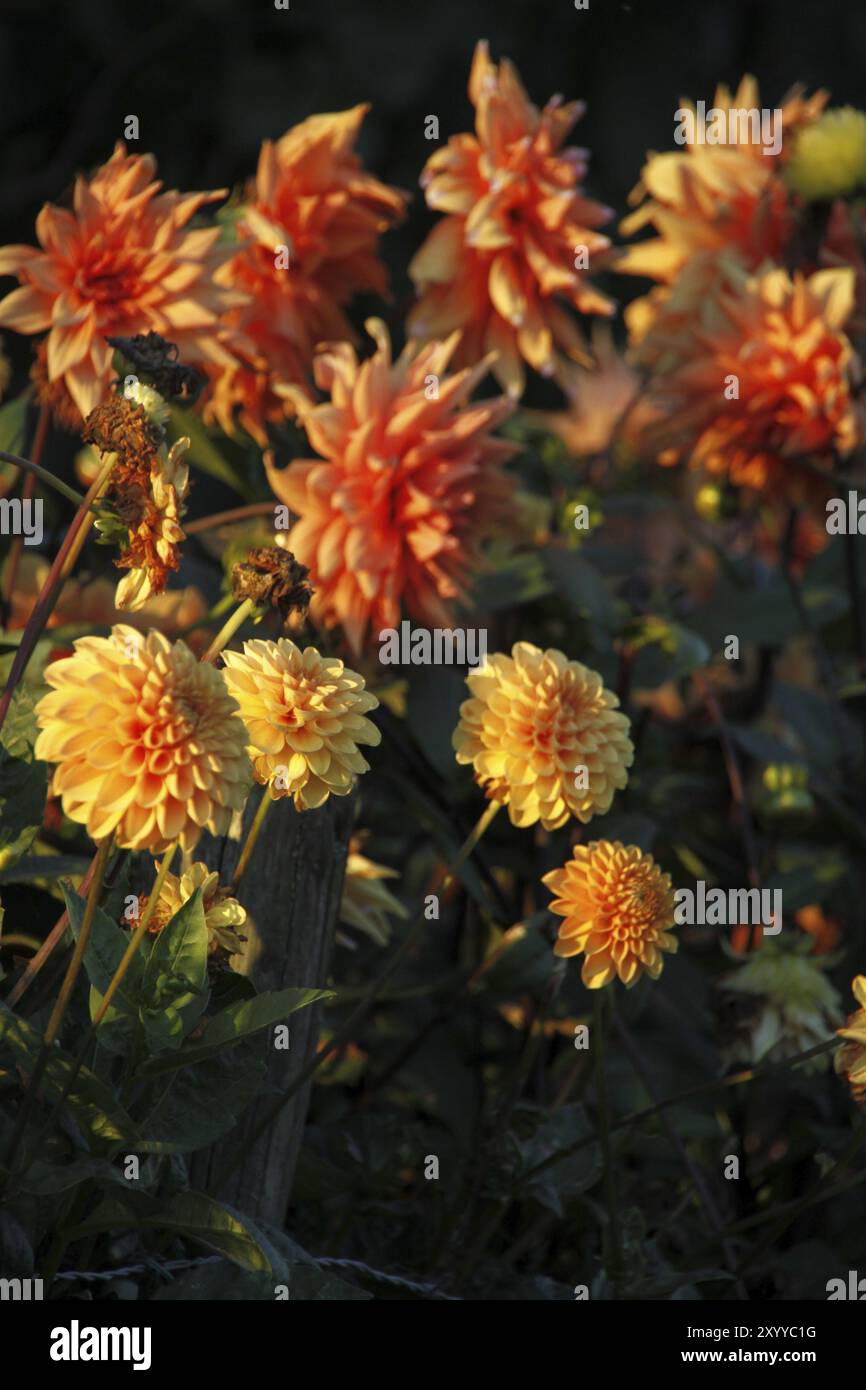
202;597;256;664
594;989;623;1294
0;838;113;1190
231;791;272;891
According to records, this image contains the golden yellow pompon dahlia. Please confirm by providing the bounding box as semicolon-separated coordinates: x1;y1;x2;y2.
543;842;677;989
835;975;866;1109
452;642;633;830
221;638;380;810
34;628;251;853
143;862;247;957
408;40;614;398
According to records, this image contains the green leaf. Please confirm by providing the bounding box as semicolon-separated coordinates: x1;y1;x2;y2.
139;1036;267;1152
0;395;29;457
136;987;332;1077
139;887;209;1051
0;688;47;873
474;552;553;611
63;884;144;1055
542;545;618;626
0;1002;139;1151
71;1190;271;1272
516;1103;602;1215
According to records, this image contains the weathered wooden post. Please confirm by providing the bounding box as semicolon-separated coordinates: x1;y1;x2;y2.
191;785;355;1224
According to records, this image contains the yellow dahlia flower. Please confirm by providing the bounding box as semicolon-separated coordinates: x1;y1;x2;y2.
543;841;677;989
453;642;633;830
34;628;251;853
144;861;247;956
787;107;866;200
835;974;866;1109
221;638;380;810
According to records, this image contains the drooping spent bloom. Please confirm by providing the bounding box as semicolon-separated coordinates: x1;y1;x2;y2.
453;642;633;830
619;76;827;341
142;861;247;957
0;144;244;422
82;389;190;611
339;838;408;947
543;841;677;989
221;638;380;810
408;40;614;398
34;628;252;852
205;107;407;444
720;939;842;1072
633;255;863;500
835;975;866;1108
266;319;516;653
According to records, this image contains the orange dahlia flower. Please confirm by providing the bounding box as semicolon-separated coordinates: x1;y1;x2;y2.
266;319;516;652
34;628;251;852
408;40;614;399
835;975;866;1109
543;841;677;989
8;553;207;640
619;76;827;337
205;107;406;444
221;638;380;811
0;143;241;423
633;255;863;498
452;642;633;831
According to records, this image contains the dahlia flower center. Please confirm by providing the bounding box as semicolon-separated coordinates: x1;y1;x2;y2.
77;252;141;305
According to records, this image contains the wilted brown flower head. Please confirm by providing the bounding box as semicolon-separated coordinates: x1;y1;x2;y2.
106;331;205;404
231;546;314;630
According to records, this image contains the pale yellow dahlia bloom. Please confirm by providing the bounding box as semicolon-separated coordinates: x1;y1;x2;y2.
339;840;408;947
221;638;380;811
452;642;633;830
720;940;842;1072
145;861;247;956
543;841;677;989
34;627;251;853
835;974;866;1109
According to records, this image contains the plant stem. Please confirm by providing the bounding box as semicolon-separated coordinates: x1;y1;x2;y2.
1;405;50;610
202;597;256;664
28;845;179;1158
185;502;275;535
0;449;84;510
0;838;113;1190
214;798;502;1194
594;989;623;1295
0;452;115;735
231;790;272;891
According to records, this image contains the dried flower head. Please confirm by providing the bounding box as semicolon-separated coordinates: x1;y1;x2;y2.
453;641;633;830
543;842;677;989
34;627;251;853
409;40;614;398
835;975;866;1109
231;547;314;630
221;638;380;810
106;331;205;404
